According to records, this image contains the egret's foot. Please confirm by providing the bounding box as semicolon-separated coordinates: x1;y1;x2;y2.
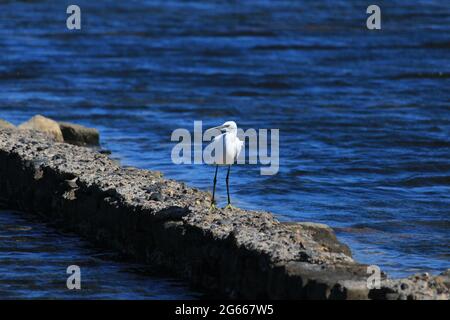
209;203;218;211
224;204;235;210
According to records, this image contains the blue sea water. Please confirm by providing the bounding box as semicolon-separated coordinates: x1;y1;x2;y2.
0;210;200;299
0;0;449;297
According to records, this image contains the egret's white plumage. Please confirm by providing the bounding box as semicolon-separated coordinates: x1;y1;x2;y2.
210;121;243;165
207;121;243;209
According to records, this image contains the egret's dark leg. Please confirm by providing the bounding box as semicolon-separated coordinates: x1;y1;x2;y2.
211;165;219;206
226;165;231;206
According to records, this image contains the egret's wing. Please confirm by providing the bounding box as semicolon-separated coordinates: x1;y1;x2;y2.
209;133;226;165
235;138;244;161
213;133;226;142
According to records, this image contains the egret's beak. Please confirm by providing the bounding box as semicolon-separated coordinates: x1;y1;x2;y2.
207;125;226;133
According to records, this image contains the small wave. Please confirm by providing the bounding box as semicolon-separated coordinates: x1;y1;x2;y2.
229;91;262;97
400;175;450;187
251;44;344;51
420;41;450;49
335;226;383;234
255;81;292;89
389;72;450;80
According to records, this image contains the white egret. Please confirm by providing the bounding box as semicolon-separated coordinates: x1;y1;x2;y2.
207;121;243;209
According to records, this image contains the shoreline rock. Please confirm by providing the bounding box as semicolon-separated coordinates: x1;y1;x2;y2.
0;128;448;300
282;222;352;257
18;115;64;142
0;119;15;129
1;115;100;146
58;122;100;146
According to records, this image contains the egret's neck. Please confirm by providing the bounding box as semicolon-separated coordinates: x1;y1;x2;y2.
226;128;237;137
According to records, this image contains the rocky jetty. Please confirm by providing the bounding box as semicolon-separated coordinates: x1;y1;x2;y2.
0;127;448;300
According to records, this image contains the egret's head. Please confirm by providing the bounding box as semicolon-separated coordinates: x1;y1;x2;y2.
209;121;238;133
221;121;237;132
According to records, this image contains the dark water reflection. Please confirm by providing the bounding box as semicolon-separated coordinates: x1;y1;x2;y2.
0;210;200;299
0;0;449;290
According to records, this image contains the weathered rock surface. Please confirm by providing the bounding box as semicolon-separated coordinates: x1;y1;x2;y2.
0;128;448;300
58;122;100;146
282;222;352;257
369;271;450;300
13;115;100;146
0;119;15;129
18;115;64;142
